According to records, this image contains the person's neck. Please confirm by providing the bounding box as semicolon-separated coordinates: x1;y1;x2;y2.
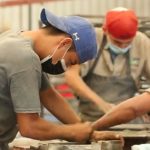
21;30;46;57
21;30;37;39
21;30;38;48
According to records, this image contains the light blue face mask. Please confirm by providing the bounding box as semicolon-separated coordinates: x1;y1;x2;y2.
109;43;132;55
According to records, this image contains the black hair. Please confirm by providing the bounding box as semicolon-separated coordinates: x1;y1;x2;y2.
41;24;75;52
41;24;66;36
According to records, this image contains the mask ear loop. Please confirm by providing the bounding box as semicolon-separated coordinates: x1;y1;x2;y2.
61;43;72;59
41;44;59;63
41;39;71;64
60;43;72;71
41;55;51;63
60;59;67;71
41;40;65;64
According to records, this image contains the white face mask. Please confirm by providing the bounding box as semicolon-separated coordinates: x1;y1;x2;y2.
109;43;132;54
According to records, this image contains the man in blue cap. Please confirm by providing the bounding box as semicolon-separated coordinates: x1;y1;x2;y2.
0;8;97;149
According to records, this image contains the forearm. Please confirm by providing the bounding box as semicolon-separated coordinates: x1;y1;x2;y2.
18;114;77;141
17;113;92;143
40;88;81;124
92;92;150;130
65;72;109;112
92;105;137;130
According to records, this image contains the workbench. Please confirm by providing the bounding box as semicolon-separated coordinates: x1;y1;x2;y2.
10;124;150;150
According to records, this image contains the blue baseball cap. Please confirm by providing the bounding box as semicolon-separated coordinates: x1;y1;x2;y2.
40;8;97;63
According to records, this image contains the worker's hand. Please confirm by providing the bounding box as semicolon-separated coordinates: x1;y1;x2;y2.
99;103;115;114
90;131;124;146
68;122;93;143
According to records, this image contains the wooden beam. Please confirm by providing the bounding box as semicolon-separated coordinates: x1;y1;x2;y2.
0;0;66;7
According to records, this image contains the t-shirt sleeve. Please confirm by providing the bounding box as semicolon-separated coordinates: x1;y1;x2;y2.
10;68;41;113
41;72;51;91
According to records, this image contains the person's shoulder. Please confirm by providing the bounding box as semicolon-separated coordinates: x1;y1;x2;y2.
94;27;104;44
134;31;149;40
1;31;40;71
0;30;28;50
95;27;102;32
132;31;149;46
95;27;103;36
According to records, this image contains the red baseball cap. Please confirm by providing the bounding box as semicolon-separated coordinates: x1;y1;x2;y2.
103;7;138;40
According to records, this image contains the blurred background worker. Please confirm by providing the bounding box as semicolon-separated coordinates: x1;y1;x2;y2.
65;7;150;122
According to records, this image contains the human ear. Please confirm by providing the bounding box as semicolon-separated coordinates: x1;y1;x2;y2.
58;38;72;54
59;38;72;49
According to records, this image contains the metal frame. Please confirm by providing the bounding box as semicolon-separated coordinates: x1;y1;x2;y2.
0;0;68;7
